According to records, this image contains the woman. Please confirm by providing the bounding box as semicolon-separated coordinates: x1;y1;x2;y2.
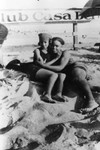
37;36;99;113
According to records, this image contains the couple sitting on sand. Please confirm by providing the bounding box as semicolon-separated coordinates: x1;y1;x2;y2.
31;32;99;113
4;26;99;114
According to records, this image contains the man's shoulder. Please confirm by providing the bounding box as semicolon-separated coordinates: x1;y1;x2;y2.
62;50;70;56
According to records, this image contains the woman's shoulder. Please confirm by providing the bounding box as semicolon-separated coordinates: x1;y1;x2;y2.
34;47;41;54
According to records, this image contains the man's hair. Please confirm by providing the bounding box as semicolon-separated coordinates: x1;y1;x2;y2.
0;24;8;44
52;37;65;45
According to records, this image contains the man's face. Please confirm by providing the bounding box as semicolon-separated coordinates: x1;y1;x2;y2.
52;40;62;54
0;37;7;48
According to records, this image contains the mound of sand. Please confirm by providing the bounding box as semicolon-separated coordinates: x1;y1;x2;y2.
0;66;100;150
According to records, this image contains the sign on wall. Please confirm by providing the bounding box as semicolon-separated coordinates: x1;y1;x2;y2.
0;9;82;23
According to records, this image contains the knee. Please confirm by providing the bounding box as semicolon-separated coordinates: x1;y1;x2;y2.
59;73;66;81
73;77;89;88
72;68;87;80
73;76;86;83
51;72;58;79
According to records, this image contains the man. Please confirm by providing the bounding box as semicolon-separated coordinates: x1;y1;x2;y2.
0;23;8;68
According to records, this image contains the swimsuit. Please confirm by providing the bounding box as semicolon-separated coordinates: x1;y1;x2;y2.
26;48;51;80
50;51;87;79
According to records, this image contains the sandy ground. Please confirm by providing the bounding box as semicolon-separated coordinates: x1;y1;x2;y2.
0;41;100;150
1;22;100;149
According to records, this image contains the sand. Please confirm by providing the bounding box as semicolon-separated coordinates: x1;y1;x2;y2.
1;21;100;150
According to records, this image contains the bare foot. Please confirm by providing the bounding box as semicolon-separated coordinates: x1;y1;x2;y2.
80;100;99;114
52;95;65;102
62;95;69;102
41;95;56;103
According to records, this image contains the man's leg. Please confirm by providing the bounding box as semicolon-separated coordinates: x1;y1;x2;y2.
72;68;99;110
52;73;68;102
55;73;66;96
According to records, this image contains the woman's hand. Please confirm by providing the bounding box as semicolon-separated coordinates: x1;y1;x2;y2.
38;57;44;64
36;60;44;67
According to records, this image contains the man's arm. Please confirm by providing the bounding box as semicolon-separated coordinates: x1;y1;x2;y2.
37;50;70;72
45;55;61;65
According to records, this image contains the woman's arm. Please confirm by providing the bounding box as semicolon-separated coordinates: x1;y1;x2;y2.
34;49;44;63
37;50;70;72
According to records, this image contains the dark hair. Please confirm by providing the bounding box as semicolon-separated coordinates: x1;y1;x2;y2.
52;37;65;45
0;24;8;44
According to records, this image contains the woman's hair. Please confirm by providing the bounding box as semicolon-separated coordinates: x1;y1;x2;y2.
38;33;52;46
51;37;65;45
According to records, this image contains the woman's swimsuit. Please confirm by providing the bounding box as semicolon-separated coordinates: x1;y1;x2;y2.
24;48;51;80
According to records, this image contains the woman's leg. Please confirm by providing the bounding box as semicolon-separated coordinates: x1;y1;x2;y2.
35;69;58;99
72;68;98;110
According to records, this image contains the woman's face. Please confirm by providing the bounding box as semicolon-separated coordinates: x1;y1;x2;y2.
52;40;62;54
41;40;49;49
